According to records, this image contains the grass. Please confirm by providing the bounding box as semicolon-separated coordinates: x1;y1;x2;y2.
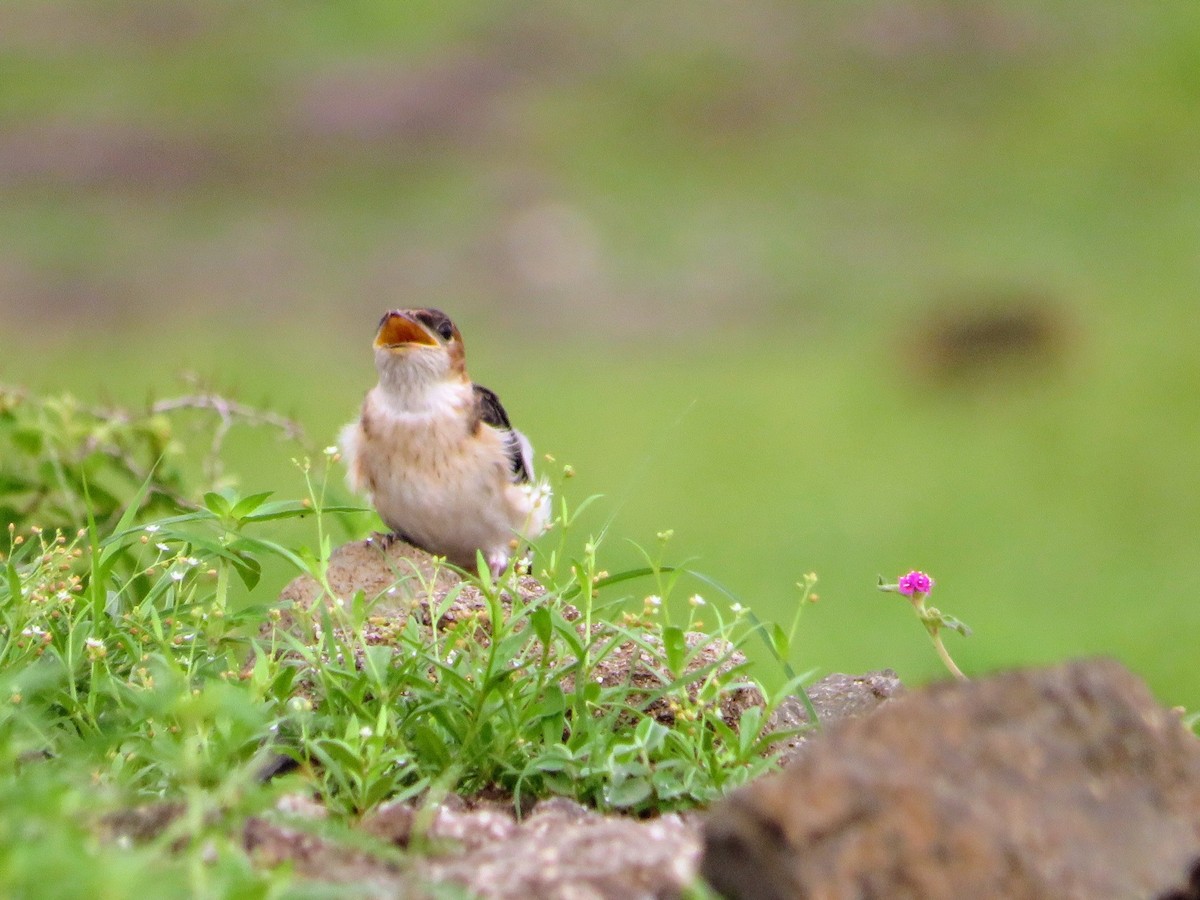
0;387;808;893
3;10;1200;895
4;285;1200;718
1;6;1199;876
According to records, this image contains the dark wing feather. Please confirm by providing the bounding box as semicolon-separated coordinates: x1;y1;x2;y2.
472;384;531;482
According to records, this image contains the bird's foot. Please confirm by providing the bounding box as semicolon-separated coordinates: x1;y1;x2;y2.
485;550;510;580
369;530;416;552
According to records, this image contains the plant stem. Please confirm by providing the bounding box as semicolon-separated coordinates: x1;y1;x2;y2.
930;629;968;681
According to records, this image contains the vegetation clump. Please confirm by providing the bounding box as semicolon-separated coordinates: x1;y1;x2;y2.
0;386;809;894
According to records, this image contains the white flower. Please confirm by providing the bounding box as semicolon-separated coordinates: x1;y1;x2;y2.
359;726;373;738
645;595;662;608
21;625;46;637
170;570;185;582
730;603;746;615
155;542;170;552
144;525;160;534
85;637;104;649
324;445;339;456
688;594;706;608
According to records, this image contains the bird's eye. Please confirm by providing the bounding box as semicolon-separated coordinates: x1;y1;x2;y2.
437;321;454;341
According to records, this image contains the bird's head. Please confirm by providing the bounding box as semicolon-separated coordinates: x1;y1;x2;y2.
373;308;467;392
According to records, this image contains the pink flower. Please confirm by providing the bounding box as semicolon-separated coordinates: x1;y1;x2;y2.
898;570;933;596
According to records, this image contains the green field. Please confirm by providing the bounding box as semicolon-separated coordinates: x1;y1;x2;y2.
3;1;1199;707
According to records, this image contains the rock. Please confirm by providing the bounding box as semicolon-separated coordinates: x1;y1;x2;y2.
418;796;700;899
768;670;902;765
274;535;535;633
96;666;899;897
272;538;760;729
701;658;1200;900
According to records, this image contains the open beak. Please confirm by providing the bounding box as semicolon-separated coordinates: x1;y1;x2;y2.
374;311;438;350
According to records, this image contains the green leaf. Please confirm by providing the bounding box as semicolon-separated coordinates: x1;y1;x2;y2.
4;560;22;603
769;622;790;660
737;706;764;757
662;625;687;676
231;551;261;590
530;606;552;648
10;426;43;454
229;491;274;521
526;750;571;775
203;491;232;518
938;613;972;637
562;565;672;601
228;534;309;573
633;717;669;753
534;685;566;718
310;738;362;772
0;472;32;494
242;502;363;523
605;775;653;809
412;724;451;768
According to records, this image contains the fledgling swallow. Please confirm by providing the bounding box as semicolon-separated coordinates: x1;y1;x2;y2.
339;308;551;576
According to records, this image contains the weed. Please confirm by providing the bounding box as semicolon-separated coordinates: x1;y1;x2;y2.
0;387;815;891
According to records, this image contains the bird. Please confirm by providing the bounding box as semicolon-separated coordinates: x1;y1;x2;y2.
339;308;551;576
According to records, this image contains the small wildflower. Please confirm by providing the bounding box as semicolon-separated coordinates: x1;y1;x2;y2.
359;726;373;738
730;602;746;616
323;445;339;456
897;571;934;596
645;594;662;608
144;525;160;534
170;570;185;582
688;594;706;608
155;542;170;553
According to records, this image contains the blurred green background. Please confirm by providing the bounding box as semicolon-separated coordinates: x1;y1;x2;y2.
2;2;1198;705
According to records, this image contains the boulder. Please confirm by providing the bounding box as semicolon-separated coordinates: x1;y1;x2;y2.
702;658;1200;899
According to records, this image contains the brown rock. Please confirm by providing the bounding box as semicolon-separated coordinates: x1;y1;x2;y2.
272;538;758;728
701;658;1200;900
274;535;511;631
769;670;902;765
421;796;700;899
